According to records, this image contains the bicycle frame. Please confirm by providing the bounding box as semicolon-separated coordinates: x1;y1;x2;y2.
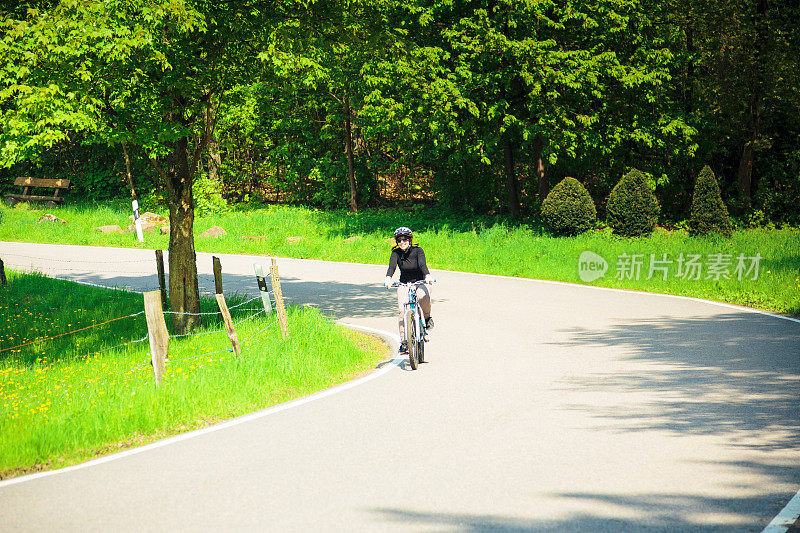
392;280;429;368
404;286;426;339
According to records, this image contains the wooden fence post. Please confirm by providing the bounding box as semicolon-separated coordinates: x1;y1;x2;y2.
270;258;289;338
212;256;223;321
0;258;6;285
216;293;241;356
155;250;167;309
253;264;273;314
213;256;223;294
143;291;169;386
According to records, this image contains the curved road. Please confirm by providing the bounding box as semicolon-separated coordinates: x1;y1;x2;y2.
1;242;799;532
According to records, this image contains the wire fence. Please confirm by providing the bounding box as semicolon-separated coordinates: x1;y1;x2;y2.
0;311;146;355
1;251;282;385
0;254;260;295
3;262;157;275
168;318;278;366
0;301;270;364
1;263;162;293
0;251;154;265
9;333;153;373
12;315;282;394
166;307;265;340
162;295;265;316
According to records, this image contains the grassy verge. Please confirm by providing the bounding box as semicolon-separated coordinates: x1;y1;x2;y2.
1;201;798;314
0;270;388;478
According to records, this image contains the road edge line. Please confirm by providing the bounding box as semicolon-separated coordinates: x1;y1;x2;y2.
0;324;401;489
763;490;800;533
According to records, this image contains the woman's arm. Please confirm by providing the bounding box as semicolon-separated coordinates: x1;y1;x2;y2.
386;249;399;277
416;247;430;276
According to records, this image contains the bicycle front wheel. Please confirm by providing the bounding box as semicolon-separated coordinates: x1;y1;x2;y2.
416;305;425;364
404;307;417;370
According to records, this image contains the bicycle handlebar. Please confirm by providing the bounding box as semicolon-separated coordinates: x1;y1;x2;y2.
389;280;435;288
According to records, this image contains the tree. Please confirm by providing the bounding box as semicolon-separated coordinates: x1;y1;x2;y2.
361;0;689;215
261;0;396;212
667;0;800;208
688;165;732;236
0;0;271;332
541;177;597;236
607;169;661;236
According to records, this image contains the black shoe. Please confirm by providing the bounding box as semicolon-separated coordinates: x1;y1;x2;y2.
425;317;434;330
399;341;408;354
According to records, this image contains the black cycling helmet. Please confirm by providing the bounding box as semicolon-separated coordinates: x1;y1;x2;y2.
394;226;413;242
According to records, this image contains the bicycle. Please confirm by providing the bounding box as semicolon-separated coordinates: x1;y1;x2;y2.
391;280;433;370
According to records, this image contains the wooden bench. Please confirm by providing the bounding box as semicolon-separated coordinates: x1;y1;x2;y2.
5;177;71;205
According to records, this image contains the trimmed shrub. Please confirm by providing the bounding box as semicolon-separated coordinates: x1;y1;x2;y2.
541;177;597;236
688;165;732;236
606;169;660;236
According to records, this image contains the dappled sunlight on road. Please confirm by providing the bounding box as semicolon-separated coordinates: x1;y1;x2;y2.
553;313;800;452
370;488;785;532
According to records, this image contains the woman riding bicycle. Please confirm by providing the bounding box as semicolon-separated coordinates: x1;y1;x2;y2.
384;226;434;354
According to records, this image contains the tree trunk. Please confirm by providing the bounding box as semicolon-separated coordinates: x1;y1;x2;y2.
737;140;754;204
206;101;222;183
167;136;201;333
344;94;358;213
122;141;136;199
532;134;548;201
737;0;767;205
684;24;695;117
503;141;520;217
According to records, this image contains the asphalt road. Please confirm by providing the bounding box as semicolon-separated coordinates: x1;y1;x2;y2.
1;242;799;532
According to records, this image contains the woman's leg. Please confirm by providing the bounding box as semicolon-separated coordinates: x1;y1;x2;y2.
396;285;406;339
416;284;431;319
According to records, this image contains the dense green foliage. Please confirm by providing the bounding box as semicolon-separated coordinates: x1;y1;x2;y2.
689;166;733;236
1;0;797;227
541;177;597;236
607;169;661;236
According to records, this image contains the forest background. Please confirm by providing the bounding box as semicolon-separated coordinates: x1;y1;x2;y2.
1;0;798;328
2;0;798;223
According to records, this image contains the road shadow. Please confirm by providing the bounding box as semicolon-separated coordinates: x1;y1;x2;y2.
6;264;399;321
368;488;788;532
2;265;400;364
278;277;397;320
552;312;800;452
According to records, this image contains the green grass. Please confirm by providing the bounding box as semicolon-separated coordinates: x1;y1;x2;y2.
0;270;387;477
1;200;798;314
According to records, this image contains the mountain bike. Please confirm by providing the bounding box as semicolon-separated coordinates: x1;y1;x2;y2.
391;280;432;370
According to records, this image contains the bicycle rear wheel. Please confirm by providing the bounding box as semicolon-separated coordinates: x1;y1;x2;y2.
404;307;417;370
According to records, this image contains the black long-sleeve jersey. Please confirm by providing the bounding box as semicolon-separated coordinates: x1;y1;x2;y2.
386;245;430;283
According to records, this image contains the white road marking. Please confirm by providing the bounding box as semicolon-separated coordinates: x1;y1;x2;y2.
0;324;401;489
2;243;799;528
763;490;800;533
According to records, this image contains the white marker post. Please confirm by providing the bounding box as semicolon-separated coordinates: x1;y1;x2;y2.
254;264;273;314
132;199;144;243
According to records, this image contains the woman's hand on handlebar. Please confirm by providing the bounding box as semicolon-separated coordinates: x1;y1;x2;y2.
385;278;436;289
